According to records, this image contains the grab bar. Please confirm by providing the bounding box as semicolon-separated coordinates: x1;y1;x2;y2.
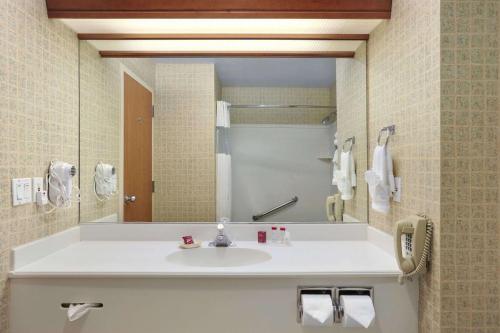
252;196;298;221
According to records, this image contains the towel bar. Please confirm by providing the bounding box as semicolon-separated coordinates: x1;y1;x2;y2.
61;303;103;308
377;125;395;145
342;136;355;152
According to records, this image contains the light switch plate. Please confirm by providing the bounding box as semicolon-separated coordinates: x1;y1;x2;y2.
12;178;33;206
393;177;402;203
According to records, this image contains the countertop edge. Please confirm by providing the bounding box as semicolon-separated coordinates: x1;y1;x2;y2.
8;271;400;279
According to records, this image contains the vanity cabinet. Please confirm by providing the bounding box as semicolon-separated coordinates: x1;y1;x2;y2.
10;277;417;333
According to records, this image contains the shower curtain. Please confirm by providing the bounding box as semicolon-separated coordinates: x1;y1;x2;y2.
216;101;232;222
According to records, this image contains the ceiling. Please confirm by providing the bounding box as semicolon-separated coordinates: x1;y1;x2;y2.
62;19;382;34
87;39;364;56
47;0;392;19
71;19;374;57
155;58;336;87
51;1;389;57
69;19;375;56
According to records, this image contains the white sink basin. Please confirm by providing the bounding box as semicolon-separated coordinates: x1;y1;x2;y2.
166;247;272;267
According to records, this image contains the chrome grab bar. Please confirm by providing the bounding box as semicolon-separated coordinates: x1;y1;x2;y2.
252;196;298;221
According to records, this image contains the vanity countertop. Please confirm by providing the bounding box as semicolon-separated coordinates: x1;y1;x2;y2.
10;239;399;278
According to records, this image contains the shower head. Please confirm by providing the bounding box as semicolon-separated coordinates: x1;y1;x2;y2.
321;113;335;125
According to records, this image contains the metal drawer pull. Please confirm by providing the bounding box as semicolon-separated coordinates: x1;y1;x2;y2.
61;303;103;308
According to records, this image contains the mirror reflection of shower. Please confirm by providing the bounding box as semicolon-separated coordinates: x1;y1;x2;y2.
321;111;336;125
223;97;338;222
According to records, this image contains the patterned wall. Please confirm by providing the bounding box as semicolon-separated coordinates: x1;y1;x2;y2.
336;43;368;222
366;0;441;332
367;0;500;332
221;87;333;124
79;42;121;223
0;0;79;331
79;41;155;223
154;64;216;221
440;1;499;332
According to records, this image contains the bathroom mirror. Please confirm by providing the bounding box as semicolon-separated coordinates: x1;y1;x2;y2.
79;41;368;224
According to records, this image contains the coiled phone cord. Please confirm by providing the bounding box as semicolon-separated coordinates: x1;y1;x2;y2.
398;213;433;284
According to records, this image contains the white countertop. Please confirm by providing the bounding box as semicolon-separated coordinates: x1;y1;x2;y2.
10;240;399;278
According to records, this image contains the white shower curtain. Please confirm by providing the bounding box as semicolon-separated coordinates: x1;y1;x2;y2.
216;101;232;222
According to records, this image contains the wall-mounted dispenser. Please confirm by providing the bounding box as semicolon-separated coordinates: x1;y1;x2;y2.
94;162;117;201
47;160;78;209
297;286;375;328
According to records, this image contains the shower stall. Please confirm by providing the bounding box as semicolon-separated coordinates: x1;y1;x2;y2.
216;102;337;223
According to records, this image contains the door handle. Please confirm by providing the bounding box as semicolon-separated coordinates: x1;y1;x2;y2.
124;195;136;204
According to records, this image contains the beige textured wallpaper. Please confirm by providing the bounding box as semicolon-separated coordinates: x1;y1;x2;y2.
336;43;368;222
367;0;441;332
222;87;332;124
498;5;500;329
440;1;499;332
79;42;121;223
0;0;79;331
79;41;155;223
154;64;216;221
367;0;500;332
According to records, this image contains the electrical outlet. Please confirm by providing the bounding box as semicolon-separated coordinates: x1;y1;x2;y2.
32;177;44;199
393;177;402;203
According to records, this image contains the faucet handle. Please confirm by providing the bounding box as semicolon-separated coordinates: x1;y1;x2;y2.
217;223;224;231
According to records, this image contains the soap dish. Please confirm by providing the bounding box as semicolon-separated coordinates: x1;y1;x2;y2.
179;240;202;249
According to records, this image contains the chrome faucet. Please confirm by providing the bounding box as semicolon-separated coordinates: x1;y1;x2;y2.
209;223;232;247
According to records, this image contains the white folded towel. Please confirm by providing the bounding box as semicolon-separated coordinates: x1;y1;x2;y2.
331;148;341;185
365;144;395;214
337;150;356;200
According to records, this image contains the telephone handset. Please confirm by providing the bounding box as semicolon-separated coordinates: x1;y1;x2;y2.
325;194;343;222
394;214;433;283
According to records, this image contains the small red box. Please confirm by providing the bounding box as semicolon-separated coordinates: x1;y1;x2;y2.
258;231;267;243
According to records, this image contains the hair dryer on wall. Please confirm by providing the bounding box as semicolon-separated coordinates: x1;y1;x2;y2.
94;162;117;201
47;160;78;209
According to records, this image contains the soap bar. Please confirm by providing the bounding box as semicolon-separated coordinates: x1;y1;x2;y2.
179;240;201;249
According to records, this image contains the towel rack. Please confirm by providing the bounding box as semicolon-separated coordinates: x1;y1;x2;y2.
342;136;355;152
377;125;395;145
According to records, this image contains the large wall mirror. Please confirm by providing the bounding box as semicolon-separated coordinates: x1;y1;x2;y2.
79;41;368;223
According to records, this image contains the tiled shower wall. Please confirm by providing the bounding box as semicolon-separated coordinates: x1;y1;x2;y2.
336;43;368;223
154;64;217;221
440;1;499;332
0;0;79;330
366;0;442;332
79;41;155;223
221;87;332;124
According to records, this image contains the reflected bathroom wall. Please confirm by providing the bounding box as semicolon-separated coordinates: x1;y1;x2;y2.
79;41;155;223
336;43;368;222
153;64;218;221
79;49;369;223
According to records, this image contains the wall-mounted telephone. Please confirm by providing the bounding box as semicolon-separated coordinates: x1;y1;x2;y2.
394;214;433;283
47;160;78;209
326;194;343;222
94;162;117;201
